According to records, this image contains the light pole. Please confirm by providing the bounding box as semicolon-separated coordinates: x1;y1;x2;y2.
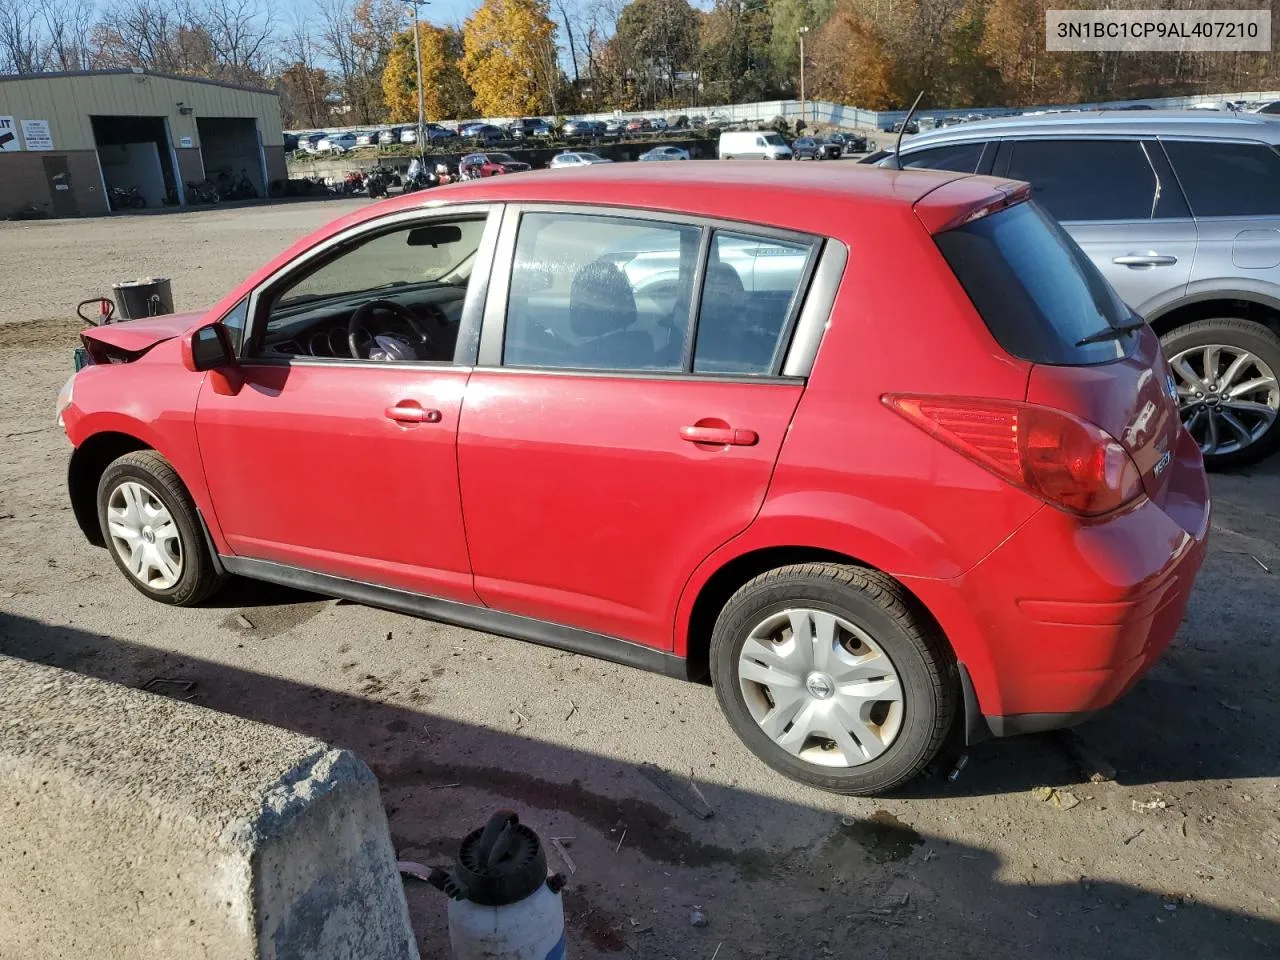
409;0;430;163
797;26;809;131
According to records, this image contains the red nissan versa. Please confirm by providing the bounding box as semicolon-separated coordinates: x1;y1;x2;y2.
58;164;1210;795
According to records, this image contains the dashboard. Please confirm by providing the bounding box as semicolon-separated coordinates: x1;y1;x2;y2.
262;284;469;361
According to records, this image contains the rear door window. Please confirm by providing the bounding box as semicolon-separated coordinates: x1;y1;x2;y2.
503;213;700;371
935;201;1135;365
898;142;987;173
1005;140;1163;222
1162;140;1280;217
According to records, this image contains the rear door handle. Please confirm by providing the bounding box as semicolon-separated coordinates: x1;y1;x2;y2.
385;401;442;424
680;425;758;446
1113;254;1178;267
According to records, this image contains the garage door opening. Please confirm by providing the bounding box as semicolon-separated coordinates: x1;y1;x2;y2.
197;117;266;200
91;116;178;210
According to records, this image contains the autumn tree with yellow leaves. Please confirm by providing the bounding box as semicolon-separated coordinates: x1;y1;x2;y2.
382;22;474;121
461;0;559;117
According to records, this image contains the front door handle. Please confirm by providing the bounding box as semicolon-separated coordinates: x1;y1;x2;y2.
680;424;758;446
1113;254;1178;267
385;401;442;424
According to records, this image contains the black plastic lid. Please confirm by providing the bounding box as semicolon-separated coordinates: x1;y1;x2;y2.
454;810;548;906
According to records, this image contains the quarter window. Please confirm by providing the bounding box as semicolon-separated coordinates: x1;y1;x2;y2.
1005;140;1162;222
1162;140;1280;217
694;232;813;375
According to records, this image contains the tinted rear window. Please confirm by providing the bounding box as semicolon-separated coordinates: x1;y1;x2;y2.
900;142;986;173
1005;139;1162;221
1163;140;1280;217
935;201;1134;365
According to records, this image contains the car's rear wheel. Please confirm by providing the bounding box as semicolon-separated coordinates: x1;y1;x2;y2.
710;563;956;795
1162;318;1280;470
97;451;225;606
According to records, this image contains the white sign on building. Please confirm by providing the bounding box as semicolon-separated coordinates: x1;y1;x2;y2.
21;120;53;150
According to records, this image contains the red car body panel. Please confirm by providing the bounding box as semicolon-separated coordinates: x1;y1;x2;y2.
457;373;803;647
62;163;1212;735
195;364;478;604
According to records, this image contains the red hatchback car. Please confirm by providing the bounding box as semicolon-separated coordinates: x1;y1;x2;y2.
59;164;1210;795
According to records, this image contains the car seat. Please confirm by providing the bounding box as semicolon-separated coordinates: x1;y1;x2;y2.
569;260;652;368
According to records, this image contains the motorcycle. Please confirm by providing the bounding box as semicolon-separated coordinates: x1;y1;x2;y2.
107;185;146;210
185;180;221;204
365;165;396;199
341;170;366;195
401;158;439;193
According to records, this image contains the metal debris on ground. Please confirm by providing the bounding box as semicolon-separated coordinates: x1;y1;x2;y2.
614;828;627;853
142;677;197;700
564;700;577;721
1057;730;1117;783
396;861;432;882
947;754;970;782
1123;828;1145;845
429;782;462;790
691;907;708;927
1251;555;1271;573
511;708;531;726
709;943;723;960
1133;798;1169;811
639;763;715;820
234;613;254;629
548;837;577;875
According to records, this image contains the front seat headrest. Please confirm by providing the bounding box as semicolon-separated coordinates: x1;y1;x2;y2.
569;259;638;338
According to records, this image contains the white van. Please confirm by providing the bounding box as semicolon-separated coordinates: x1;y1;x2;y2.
718;130;793;160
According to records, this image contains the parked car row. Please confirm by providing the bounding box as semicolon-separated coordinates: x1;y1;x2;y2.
285;113;757;155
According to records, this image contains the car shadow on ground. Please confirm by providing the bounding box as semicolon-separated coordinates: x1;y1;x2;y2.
3;610;1276;959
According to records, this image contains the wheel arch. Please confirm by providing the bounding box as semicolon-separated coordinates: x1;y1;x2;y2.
680;545;958;685
1146;293;1280;339
68;431;153;546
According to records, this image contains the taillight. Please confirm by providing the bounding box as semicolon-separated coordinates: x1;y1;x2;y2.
884;395;1143;518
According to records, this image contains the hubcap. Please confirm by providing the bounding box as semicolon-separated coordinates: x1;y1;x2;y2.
106;481;183;590
737;608;904;768
1169;343;1279;457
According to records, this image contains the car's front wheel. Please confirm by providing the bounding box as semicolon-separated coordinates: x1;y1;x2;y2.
97;451;225;606
1162;317;1280;469
710;563;956;796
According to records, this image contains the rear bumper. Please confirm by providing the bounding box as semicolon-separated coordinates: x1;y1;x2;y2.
906;428;1211;727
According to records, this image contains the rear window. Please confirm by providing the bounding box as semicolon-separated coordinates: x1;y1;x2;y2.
935;201;1134;365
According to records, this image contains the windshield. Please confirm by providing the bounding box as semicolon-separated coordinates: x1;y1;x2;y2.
764;133;786;146
934;201;1132;365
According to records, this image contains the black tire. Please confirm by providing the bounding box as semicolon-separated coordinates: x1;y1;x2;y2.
710;563;956;796
1160;317;1280;470
96;450;226;606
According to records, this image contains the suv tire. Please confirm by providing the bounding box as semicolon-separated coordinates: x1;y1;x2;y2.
710;563;956;796
96;451;226;606
1161;317;1280;470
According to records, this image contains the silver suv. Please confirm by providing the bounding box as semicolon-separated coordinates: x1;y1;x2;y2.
872;111;1280;468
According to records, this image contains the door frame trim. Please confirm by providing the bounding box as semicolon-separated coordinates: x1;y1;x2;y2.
221;556;692;680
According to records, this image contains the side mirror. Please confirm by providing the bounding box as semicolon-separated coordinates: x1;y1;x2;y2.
182;323;235;372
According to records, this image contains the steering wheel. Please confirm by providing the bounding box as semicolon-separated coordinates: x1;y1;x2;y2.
347;299;431;360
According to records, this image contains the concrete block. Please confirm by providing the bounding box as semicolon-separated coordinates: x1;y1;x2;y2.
0;654;420;960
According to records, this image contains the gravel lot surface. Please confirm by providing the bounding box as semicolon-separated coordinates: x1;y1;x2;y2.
1;202;1278;959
